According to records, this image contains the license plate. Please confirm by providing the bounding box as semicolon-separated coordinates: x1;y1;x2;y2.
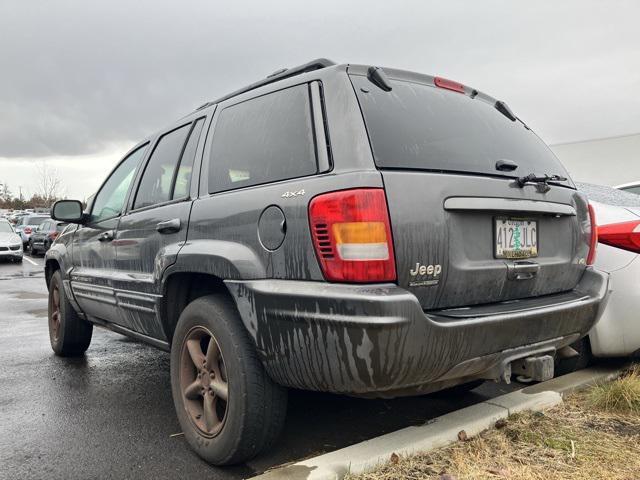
495;218;538;259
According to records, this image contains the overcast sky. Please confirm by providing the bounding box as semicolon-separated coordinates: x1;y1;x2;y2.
1;0;639;199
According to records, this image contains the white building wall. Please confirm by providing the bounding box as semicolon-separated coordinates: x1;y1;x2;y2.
550;133;640;186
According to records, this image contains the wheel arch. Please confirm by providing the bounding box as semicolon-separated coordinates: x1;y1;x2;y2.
45;258;62;289
160;271;234;344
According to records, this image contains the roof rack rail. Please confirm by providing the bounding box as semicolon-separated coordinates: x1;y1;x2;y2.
195;58;335;111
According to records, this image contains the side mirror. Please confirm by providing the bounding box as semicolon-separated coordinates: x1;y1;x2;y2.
51;200;85;224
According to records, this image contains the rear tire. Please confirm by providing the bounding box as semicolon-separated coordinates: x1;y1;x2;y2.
48;270;93;356
555;337;592;376
170;294;287;465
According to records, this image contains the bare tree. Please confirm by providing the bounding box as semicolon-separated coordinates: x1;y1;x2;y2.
35;161;64;206
0;181;11;201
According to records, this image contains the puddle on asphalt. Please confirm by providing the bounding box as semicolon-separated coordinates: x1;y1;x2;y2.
27;308;48;318
12;292;48;300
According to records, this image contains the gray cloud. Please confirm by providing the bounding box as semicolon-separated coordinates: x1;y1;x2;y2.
1;0;639;158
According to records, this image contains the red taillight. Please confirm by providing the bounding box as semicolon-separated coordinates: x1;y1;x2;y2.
309;188;396;283
598;220;640;254
48;232;59;240
586;203;598;265
434;76;466;93
24;227;32;234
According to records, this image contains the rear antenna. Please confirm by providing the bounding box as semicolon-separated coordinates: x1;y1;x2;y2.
367;66;392;92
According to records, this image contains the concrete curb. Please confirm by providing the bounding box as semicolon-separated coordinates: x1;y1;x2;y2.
251;364;625;480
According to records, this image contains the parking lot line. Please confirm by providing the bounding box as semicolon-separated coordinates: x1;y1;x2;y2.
23;256;39;266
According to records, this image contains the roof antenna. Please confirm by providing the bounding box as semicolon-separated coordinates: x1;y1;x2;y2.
367;66;392;92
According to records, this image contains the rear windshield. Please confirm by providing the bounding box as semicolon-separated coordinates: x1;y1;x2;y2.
351;75;572;186
27;216;48;226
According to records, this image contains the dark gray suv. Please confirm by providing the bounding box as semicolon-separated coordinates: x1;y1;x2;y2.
45;59;609;465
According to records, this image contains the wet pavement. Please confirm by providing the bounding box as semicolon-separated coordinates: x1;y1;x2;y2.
0;255;519;480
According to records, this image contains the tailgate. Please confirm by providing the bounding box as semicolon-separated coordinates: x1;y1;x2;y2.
349;67;591;310
382;171;590;310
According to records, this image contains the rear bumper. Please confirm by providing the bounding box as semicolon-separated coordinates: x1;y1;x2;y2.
226;268;609;396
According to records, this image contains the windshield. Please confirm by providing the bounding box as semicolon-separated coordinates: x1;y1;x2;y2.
0;222;14;233
351;75;573;187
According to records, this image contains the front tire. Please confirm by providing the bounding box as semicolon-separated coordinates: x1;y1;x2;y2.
48;270;93;356
170;294;287;465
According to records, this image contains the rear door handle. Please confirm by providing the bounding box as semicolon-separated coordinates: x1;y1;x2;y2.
506;261;539;280
156;218;181;234
98;230;114;242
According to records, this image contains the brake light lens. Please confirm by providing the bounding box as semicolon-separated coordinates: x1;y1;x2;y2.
24;227;32;235
586;203;598;265
598;220;640;254
434;76;466;93
309;188;396;283
48;232;59;240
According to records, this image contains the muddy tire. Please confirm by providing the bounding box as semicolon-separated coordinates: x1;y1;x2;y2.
170;294;287;465
48;270;93;356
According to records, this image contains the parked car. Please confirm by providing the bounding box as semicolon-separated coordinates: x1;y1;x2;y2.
45;59;608;465
29;219;67;255
14;214;49;247
556;183;640;374
0;219;23;262
8;211;27;224
616;181;640;195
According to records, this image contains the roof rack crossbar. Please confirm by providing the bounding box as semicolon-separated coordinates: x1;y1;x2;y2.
196;58;335;111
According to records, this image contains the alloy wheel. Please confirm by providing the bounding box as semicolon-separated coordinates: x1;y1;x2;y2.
179;327;229;437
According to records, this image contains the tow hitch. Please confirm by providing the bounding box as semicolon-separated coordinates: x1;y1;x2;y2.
511;355;555;383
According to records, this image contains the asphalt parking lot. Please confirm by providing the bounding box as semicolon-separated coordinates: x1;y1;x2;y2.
0;254;520;480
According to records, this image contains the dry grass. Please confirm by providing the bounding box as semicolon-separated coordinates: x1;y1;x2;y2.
346;367;640;480
587;365;640;414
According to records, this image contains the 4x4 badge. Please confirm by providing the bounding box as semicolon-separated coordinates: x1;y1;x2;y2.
281;189;305;198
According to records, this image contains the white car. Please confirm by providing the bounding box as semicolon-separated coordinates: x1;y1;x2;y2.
0;219;24;263
616;181;640;195
560;183;640;372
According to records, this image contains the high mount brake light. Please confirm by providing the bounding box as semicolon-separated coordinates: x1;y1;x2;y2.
586;203;598;265
598;219;640;254
434;76;466;94
309;188;396;283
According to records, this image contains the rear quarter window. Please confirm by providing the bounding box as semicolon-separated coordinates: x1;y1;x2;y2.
208;84;317;193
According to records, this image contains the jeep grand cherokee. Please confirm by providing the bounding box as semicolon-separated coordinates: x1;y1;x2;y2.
45;59;608;465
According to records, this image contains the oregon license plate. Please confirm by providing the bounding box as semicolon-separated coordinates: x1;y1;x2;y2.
495;218;538;259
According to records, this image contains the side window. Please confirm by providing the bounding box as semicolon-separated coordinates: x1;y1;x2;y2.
208;84;317;193
133;124;191;209
173;118;205;200
91;145;147;223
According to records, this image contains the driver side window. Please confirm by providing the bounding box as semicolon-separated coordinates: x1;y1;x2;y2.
91;145;148;223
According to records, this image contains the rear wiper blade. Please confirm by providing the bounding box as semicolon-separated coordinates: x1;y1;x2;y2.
516;173;568;193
